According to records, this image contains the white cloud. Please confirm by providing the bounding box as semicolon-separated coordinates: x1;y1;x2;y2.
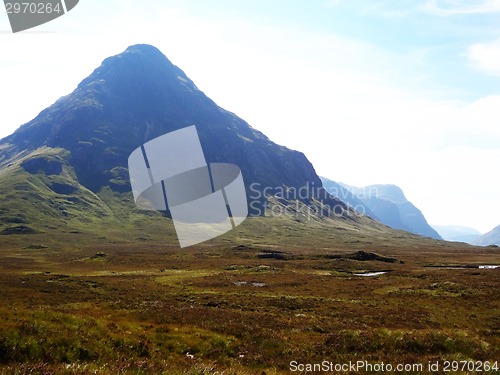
321;0;416;17
321;0;343;8
468;38;500;76
307;94;500;233
425;0;500;15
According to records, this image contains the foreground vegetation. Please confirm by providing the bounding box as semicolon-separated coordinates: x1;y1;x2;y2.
0;217;499;374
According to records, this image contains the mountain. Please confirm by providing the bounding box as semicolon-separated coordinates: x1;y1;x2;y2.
321;177;442;240
2;44;318;197
432;225;482;244
475;225;500;246
320;177;379;219
0;44;389;239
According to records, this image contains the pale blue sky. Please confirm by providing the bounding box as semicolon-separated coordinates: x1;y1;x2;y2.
1;0;499;233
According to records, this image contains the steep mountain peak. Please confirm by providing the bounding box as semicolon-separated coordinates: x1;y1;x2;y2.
97;43;172;71
77;43;196;93
0;44;347;219
96;43;178;75
4;44;202;152
125;43;168;57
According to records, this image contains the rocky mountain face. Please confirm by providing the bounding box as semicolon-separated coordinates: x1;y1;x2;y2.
321;177;442;240
0;44;385;236
475;225;500;246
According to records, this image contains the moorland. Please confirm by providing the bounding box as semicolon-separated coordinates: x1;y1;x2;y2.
0;214;499;374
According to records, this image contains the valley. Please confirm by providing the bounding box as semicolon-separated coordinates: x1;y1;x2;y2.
0;217;499;374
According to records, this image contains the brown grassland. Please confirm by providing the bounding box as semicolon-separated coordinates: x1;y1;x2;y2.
0;216;499;374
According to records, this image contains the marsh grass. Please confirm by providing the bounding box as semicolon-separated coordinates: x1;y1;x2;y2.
0;222;499;374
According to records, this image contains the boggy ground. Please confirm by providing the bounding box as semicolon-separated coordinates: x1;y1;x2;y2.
0;217;499;374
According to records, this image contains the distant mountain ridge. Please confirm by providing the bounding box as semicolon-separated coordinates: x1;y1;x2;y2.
321;177;442;240
432;225;482;244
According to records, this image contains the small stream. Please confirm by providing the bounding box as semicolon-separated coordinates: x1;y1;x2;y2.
425;265;499;270
353;271;388;277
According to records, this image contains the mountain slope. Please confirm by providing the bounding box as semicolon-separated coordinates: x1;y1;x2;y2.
475;225;500;246
347;183;442;240
321;177;442;240
0;44;392;239
320;177;379;219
